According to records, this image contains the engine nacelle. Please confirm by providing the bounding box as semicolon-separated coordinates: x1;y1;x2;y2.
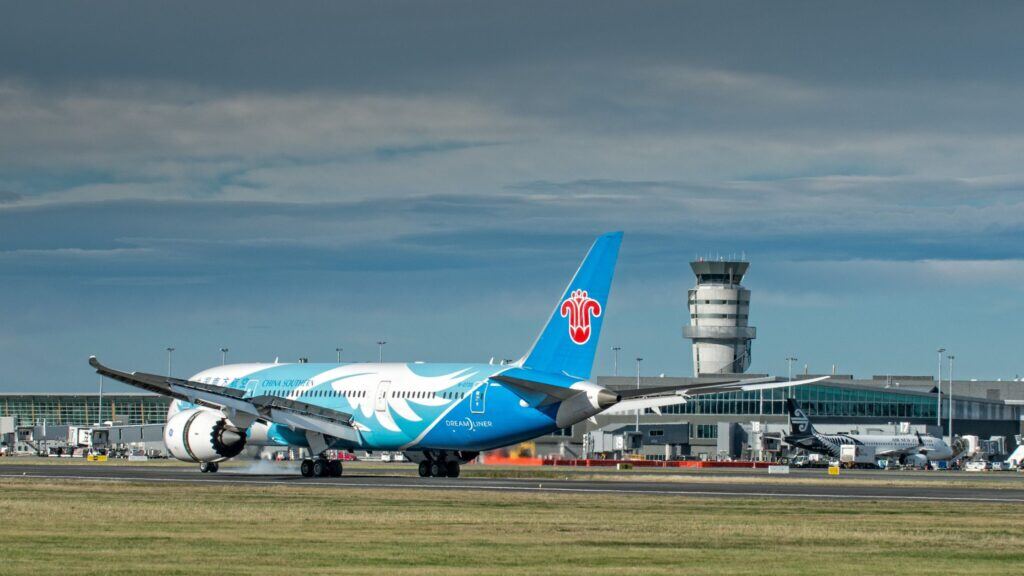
899;453;929;468
554;381;620;428
164;408;247;463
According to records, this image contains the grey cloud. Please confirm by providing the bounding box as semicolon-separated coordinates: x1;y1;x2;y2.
1;190;1020;286
4;3;1024;145
4;2;1024;92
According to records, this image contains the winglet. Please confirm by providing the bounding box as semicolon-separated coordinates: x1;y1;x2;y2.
88;356;101;369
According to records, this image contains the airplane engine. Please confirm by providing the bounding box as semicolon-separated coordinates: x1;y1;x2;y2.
164;408;247;463
899;453;929;468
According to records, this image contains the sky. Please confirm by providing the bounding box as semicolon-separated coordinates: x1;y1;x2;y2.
2;1;1023;392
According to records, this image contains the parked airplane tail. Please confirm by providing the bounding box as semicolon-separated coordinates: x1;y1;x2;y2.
785;399;815;437
518;232;623;380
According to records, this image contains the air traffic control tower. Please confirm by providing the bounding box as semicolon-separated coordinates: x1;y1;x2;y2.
682;259;756;376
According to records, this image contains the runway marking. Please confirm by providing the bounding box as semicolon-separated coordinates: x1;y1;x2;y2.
4;472;1024;503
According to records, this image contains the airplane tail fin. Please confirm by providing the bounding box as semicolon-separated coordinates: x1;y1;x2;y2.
518;232;623;380
786;399;815;437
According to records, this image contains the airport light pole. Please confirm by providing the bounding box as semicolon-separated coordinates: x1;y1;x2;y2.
936;347;946;427
166;347;175;377
377;341;387;363
948;354;955;442
336;347;343;363
635;357;643;433
785;357;797;381
220;347;229;365
611;346;622;376
97;374;104;425
785;357;798;400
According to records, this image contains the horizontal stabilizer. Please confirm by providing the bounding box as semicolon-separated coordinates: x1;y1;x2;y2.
603;375;830;416
617;375;829;401
601;395;685;415
491;371;585;407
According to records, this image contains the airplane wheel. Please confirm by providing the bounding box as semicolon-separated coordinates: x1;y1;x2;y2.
300;459;315;478
312;459;328;477
418;461;430;477
445;461;460;478
209;462;219;473
329;460;343;477
199;462;211;473
429;461;445;477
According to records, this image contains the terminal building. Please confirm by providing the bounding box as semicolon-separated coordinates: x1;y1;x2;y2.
0;393;170;455
0;393;169;426
583;374;1024;460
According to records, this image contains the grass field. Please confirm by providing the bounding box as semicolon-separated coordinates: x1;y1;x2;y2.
1;478;1022;575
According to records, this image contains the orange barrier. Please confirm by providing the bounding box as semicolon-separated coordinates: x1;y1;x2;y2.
542;458;775;469
480;455;775;469
479;455;545;466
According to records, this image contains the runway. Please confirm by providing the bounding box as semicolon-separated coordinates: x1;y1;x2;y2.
4;462;1024;502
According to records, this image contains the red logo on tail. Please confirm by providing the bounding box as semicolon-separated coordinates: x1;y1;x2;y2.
560;289;602;345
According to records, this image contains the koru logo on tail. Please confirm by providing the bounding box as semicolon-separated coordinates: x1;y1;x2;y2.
791;408;810;433
561;289;601;345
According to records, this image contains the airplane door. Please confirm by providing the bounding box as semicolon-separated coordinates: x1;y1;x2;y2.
375;381;390;412
470;382;488;414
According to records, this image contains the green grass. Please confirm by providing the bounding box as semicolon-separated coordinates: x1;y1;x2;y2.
1;478;1022;575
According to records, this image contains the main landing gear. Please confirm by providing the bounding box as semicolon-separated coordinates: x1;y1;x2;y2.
418;459;460;478
300;458;343;478
199;461;219;473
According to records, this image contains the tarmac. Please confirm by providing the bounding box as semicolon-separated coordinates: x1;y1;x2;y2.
4;462;1024;502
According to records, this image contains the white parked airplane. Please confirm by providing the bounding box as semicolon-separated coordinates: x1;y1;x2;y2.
784;399;954;466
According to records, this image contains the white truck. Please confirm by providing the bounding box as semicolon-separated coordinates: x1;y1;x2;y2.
839;444;877;468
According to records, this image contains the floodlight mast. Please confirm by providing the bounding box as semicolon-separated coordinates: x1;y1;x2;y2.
936;347;946;427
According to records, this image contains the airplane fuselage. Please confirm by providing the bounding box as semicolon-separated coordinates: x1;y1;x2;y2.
788;431;953;462
173;361;565;453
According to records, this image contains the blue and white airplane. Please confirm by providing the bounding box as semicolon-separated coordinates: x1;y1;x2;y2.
90;232;826;478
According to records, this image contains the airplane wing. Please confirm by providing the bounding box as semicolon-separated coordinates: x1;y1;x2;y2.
89;356;358;442
601;375;831;415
